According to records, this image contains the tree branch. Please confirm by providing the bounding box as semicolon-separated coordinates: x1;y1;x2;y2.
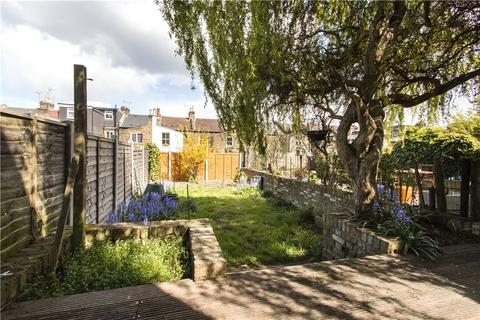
389;68;480;107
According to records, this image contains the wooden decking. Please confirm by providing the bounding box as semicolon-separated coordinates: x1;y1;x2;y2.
2;244;480;319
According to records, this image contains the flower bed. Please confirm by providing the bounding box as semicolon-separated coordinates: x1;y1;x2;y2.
22;238;189;301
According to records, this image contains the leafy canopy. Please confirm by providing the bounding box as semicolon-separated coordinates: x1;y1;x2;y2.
160;0;480;151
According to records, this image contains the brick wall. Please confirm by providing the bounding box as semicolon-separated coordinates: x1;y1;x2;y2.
320;213;401;260
241;168;354;213
119;123;152;144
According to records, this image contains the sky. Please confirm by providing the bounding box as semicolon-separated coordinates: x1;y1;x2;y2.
0;0;218;118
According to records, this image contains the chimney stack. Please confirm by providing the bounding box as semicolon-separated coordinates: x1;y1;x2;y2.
188;107;196;131
120;106;130;116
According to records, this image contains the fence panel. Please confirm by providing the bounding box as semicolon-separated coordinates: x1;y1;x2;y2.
1;111;68;259
1;111;150;259
158;152;240;181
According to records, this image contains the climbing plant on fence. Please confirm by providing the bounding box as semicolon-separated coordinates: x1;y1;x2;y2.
145;143;161;181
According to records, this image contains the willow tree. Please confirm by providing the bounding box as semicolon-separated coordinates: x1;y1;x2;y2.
159;0;480;217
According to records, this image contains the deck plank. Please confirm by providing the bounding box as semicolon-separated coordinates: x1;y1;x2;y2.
2;244;480;320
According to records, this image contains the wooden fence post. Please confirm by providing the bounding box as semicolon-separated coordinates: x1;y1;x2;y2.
142;145;145;188
72;64;87;250
113;135;118;214
95;138;100;224
123;144;127;202
131;141;134;196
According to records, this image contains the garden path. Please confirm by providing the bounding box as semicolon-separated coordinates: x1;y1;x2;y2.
2;244;479;319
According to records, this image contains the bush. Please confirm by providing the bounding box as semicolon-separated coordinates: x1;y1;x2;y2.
23;238;189;301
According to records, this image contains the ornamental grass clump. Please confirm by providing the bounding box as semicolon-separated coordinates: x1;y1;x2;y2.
109;192;177;224
359;184;441;261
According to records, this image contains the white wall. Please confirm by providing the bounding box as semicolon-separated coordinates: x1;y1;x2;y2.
152;124;183;152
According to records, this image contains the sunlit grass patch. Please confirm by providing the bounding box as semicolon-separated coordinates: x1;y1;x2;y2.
174;184;322;268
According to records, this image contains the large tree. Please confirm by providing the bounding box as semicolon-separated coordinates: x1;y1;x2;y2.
159;0;480;217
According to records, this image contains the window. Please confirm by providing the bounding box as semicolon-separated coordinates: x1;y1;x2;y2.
162;132;170;146
104;111;113;120
131;133;143;143
66;108;74;120
105;130;115;139
226;136;233;148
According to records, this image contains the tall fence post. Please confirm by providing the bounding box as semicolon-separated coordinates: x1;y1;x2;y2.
95;138;100;224
131;141;134;196
72;64;87;250
142;145;145;188
67;123;74;226
113;135;118;215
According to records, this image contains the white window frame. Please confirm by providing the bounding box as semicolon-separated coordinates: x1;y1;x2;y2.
162;132;170;146
105;130;115;139
104;111;114;120
226;135;233;148
66;108;74;120
131;133;143;143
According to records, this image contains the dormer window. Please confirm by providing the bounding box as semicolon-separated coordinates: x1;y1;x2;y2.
104;111;113;120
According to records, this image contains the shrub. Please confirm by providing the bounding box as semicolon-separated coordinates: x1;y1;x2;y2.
175;132;209;181
145;143;161;181
23;238;189;301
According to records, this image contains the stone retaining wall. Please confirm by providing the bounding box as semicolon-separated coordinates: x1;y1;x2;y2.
242;168;354;213
242;169;401;260
86;219;226;281
319;213;401;260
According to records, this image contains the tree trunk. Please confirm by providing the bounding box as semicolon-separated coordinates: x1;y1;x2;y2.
459;158;470;217
414;162;425;209
434;157;447;214
336;94;384;217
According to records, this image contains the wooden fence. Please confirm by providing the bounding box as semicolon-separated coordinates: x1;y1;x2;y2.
0;111;148;259
158;152;240;181
86;136;149;224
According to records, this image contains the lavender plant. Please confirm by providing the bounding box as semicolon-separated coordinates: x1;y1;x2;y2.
109;192;178;224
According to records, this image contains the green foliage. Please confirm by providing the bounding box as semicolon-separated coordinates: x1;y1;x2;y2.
312;152;350;188
159;0;479;150
377;220;441;261
23;238;188;301
173;185;322;267
145;143;161;181
385;123;480;180
358;207;441;261
175;198;198;218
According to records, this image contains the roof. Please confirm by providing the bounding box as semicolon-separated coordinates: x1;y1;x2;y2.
160;116;222;133
120;114;149;128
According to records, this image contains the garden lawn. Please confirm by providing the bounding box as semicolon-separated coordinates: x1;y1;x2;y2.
174;184;322;268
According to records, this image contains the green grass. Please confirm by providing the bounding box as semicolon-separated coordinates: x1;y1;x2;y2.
23;238;189;301
174;184;322;268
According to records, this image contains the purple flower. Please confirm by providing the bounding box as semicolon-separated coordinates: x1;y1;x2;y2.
392;202;411;225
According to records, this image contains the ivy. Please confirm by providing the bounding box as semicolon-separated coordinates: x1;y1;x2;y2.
145;143;161;181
